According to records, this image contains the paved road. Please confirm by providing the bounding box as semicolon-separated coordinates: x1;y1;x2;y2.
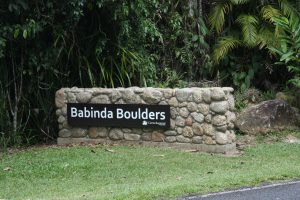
180;180;300;200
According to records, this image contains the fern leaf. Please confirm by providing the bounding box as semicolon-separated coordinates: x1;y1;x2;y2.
278;0;299;18
261;5;282;22
212;36;240;64
294;27;300;47
272;16;290;36
257;26;279;49
209;2;232;33
236;14;258;46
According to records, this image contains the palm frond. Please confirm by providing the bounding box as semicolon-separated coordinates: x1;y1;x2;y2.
257;26;279;50
289;14;300;34
272;16;290;31
261;5;282;22
209;2;232;33
278;0;299;18
212;36;240;64
236;14;258;46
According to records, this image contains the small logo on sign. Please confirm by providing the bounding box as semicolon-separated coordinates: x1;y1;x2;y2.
142;121;148;126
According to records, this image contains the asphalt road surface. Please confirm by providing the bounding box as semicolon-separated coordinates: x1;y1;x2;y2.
180;180;300;200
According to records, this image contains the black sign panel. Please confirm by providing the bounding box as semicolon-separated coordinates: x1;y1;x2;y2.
67;103;170;129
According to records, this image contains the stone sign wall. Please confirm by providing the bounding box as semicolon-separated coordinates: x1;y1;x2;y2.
56;87;236;153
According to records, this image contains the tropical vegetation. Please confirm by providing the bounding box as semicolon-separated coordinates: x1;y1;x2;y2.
0;0;300;147
209;0;300;91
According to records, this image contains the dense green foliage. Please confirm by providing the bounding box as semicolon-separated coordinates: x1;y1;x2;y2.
269;14;300;88
0;0;299;147
0;0;212;146
209;0;300;91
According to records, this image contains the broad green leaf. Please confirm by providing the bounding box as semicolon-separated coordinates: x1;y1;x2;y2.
23;29;27;39
192;35;198;42
280;51;294;62
248;69;254;79
14;29;20;38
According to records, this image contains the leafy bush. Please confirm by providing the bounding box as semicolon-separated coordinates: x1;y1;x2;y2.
234;90;248;111
234;88;263;111
262;90;276;101
155;67;187;88
268;15;300;89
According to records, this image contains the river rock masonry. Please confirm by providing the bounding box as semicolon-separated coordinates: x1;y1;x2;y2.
55;87;236;153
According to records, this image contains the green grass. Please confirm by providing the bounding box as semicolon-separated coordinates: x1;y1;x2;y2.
0;142;300;200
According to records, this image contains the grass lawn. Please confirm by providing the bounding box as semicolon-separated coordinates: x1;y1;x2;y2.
0;139;300;200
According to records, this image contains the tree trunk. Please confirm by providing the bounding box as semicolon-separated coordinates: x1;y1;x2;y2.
197;0;202;17
13;104;18;134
